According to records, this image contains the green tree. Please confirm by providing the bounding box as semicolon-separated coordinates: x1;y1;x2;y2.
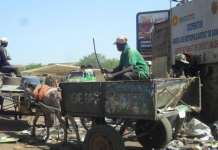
103;58;119;69
76;53;119;69
76;53;106;69
25;63;45;70
15;65;26;71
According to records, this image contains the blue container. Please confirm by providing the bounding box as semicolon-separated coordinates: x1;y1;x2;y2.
20;76;40;88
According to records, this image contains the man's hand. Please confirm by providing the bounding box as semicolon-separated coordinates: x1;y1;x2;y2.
101;68;111;74
0;72;6;78
105;73;114;81
7;56;11;60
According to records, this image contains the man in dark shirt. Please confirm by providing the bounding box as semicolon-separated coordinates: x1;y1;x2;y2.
170;53;189;78
0;37;21;77
183;53;199;77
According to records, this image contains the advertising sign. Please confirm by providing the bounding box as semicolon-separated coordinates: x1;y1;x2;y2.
136;10;169;61
172;0;218;64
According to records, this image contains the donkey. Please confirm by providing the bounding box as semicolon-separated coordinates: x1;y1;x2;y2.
23;83;81;146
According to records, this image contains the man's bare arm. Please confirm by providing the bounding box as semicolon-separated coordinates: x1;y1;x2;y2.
101;64;123;73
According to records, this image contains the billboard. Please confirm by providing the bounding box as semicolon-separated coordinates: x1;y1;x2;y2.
172;0;218;64
136;10;169;61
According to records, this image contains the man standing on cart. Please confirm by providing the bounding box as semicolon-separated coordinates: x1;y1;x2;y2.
101;36;149;81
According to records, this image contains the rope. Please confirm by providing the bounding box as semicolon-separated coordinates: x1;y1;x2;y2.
38;101;61;112
159;77;198;114
165;87;199;113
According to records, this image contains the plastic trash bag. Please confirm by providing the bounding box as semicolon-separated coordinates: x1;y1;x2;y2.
185;118;212;140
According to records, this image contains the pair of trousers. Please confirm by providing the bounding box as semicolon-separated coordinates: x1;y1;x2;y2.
1;65;21;77
112;71;139;81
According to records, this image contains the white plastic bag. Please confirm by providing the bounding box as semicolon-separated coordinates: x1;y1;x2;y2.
185;118;212;140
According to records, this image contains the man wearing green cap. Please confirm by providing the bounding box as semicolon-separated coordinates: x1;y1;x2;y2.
101;36;149;81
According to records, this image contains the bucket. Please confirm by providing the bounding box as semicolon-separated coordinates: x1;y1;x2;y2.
20;76;40;89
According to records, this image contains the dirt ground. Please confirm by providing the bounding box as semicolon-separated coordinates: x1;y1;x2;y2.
0;114;143;150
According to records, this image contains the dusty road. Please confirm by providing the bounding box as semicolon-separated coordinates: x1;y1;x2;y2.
0;113;143;150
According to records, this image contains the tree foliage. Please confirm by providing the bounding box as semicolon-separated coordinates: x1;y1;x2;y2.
25;63;45;70
15;65;26;71
14;53;119;71
76;53;119;69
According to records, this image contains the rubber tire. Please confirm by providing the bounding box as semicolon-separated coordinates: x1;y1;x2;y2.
3;77;21;85
135;118;172;150
44;114;55;127
83;124;125;150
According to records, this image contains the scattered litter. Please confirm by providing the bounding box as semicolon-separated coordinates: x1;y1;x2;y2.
47;139;53;143
211;145;218;149
201;145;208;150
36;128;45;131
193;138;201;143
19;130;31;135
179;137;187;145
43;135;47;140
80;137;84;142
0;137;19;143
127;134;137;141
166;140;184;150
194;145;202;150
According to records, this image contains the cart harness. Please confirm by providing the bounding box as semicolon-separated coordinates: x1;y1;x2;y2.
32;84;53;102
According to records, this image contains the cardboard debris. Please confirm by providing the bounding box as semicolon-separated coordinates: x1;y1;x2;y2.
0;137;19;143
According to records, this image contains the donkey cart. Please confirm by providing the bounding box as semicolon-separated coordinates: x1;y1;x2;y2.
59;77;201;150
0;77;30;120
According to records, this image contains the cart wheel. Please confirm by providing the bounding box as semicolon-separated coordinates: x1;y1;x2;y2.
83;124;125;150
135;118;172;150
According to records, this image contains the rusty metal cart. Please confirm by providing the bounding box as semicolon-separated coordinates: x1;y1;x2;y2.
0;77;36;120
59;77;201;150
0;77;29;120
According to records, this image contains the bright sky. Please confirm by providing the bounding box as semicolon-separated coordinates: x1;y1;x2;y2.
1;0;177;65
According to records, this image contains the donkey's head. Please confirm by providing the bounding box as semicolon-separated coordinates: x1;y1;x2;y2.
23;82;37;111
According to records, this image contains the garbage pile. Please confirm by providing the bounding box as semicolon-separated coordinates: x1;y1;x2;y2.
164;118;218;150
16;116;218;150
18;118;87;147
